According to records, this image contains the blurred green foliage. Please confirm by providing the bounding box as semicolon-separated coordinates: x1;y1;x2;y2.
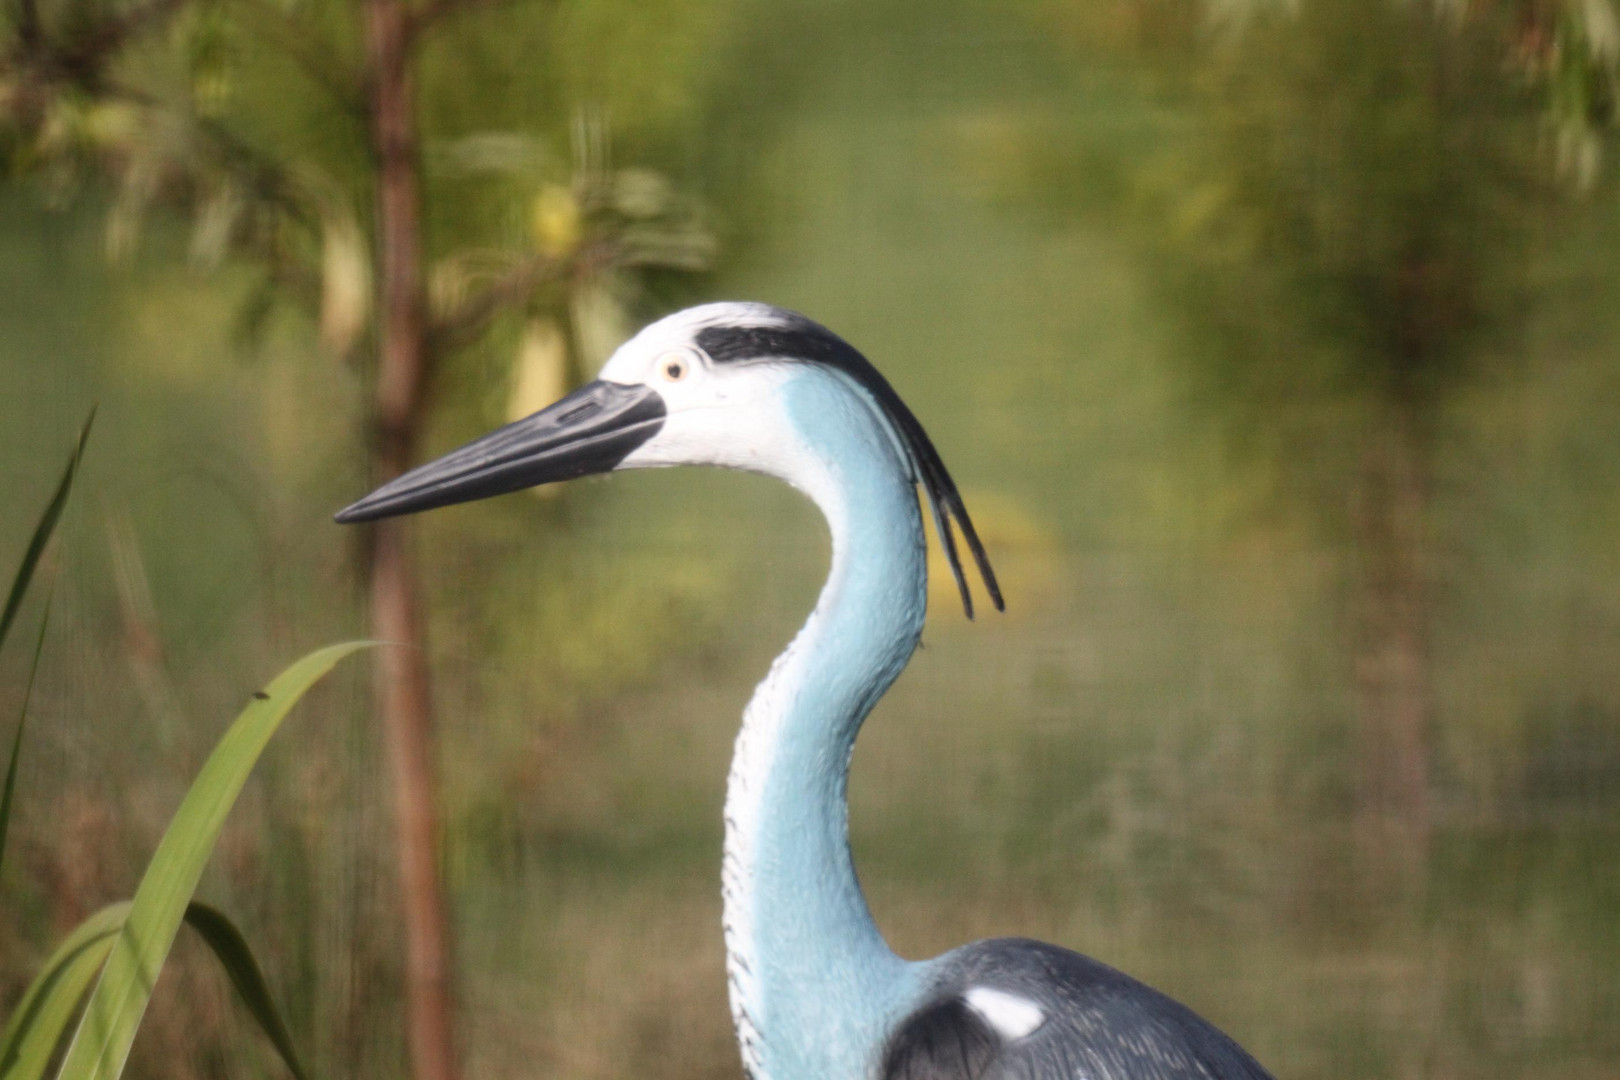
3;2;1620;1080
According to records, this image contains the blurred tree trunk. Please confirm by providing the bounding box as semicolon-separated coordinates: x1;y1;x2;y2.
1351;377;1435;870
363;2;458;1080
0;10;711;1077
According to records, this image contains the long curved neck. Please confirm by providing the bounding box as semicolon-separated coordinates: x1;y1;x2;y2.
722;373;929;1080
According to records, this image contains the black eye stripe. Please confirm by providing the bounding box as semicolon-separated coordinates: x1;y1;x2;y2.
695;324;853;368
692;312;1003;619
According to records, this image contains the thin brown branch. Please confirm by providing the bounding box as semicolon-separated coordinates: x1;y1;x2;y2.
265;244;323;313
54;0;190;83
228;0;365;116
3;0;183;111
91;79;323;235
406;0;539;43
429;240;616;352
13;0;43;50
430;254;560;350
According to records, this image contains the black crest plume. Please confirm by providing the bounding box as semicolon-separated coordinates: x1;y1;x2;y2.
695;309;1004;619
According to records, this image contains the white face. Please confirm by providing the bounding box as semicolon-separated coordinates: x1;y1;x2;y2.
598;303;812;479
336;301;936;536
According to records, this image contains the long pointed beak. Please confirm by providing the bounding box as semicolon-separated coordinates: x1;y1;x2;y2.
334;380;666;524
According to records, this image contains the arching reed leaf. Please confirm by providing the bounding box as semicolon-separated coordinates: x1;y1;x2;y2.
0;587;54;889
0;904;129;1080
0;410;94;655
0;408;95;886
2;932;115;1080
179;903;309;1080
54;641;370;1080
0;902;311;1080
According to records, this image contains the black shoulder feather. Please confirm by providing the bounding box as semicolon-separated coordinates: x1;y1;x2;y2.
881;997;999;1080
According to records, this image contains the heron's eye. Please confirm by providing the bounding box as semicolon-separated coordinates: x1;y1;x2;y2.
660;355;689;382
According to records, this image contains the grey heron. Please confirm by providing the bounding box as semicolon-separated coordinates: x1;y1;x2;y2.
337;303;1276;1080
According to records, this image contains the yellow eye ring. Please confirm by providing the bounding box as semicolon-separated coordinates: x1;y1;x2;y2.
660;354;690;382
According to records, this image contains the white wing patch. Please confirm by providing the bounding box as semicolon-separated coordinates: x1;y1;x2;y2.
963;987;1046;1041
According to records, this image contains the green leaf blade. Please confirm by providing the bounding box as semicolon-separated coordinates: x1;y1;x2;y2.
0;588;54;886
181;903;309;1080
0;409;94;656
0;903;130;1080
0;408;95;883
54;641;370;1080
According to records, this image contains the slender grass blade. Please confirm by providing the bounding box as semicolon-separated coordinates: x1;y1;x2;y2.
0;410;94;654
0;901;311;1080
0;409;95;884
0;904;130;1080
4;937;116;1080
181;903;309;1080
54;641;370;1080
0;587;53;885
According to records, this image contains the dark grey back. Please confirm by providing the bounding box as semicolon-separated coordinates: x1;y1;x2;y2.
882;939;1276;1080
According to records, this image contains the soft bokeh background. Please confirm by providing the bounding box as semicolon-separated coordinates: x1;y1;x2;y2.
3;2;1619;1079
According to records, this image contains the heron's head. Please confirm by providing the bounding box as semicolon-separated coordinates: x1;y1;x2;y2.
335;302;1001;615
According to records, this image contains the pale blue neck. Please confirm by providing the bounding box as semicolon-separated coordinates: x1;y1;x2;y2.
722;370;930;1080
